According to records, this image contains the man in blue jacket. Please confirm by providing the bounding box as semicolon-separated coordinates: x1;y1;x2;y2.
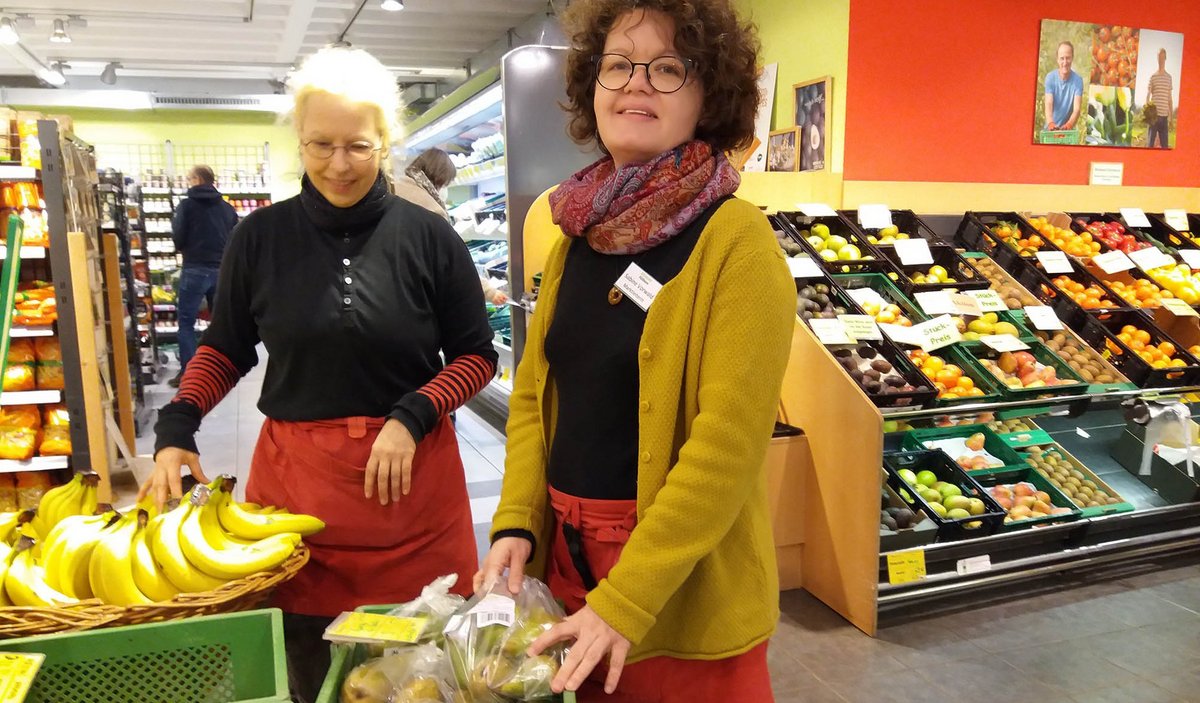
169;165;237;387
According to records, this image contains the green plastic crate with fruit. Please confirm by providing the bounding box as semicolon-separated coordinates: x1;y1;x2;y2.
987;417;1054;448
962;343;1089;401
959;252;1042;310
832;272;925;328
965;465;1082;530
1031;325;1135;393
882;449;1008;541
901;425;1027;473
905;345;1005;406
1020;444;1135;517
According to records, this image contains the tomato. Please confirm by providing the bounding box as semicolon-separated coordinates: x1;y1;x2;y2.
1097;47;1110;64
1098;26;1111;42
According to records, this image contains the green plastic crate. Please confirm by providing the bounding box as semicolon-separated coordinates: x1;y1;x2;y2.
1019;444;1137;518
966;465;1082;530
0;608;289;703
902;424;1026;473
316;604;578;703
960;341;1089;401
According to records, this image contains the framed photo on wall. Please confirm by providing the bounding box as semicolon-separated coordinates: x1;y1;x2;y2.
766;128;798;172
793;76;831;171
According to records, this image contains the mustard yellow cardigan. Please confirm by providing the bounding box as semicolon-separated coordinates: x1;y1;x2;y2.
491;191;795;662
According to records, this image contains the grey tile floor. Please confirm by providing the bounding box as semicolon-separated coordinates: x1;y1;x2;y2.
133;353;1200;702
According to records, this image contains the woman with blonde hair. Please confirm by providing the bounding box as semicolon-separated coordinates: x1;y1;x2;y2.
142;46;497;702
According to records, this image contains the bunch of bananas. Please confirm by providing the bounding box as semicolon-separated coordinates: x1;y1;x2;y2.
0;474;324;608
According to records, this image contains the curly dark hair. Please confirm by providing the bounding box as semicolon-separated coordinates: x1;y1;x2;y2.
560;0;761;154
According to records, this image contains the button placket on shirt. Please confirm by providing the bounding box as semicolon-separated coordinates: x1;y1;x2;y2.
341;237;354;310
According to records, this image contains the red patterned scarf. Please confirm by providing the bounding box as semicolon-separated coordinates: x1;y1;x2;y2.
549;140;740;255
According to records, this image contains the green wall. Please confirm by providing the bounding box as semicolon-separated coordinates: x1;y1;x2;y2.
733;0;850;173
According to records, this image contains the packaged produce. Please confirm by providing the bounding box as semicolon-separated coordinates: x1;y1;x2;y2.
382;574;467;649
0;405;41;429
43;404;69;426
38;426;71;456
33;336;61;363
6;338;34;364
36;361;64;391
14;470;52;508
2;363;34;392
340;644;453;703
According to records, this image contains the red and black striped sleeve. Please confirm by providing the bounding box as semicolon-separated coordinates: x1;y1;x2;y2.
153;346;244;456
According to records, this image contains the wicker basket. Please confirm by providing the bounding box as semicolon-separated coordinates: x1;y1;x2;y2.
0;544;309;638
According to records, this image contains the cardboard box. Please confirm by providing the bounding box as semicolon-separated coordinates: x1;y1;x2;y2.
764;432;810;590
1149;308;1200;352
1111;420;1200;504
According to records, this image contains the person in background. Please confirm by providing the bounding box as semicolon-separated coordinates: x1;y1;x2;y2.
1044;40;1083;131
142;47;497;703
1147;48;1174;148
168;164;237;388
394;147;457;219
476;0;794;700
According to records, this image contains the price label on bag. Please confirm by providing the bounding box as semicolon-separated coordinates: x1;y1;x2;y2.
1162;298;1200;318
797;202;837;217
0;652;43;703
787;255;825;279
966;289;1009;312
1024;305;1063;331
1036;250;1074;274
956;554;992;576
886;550;927;585
858;203;893;230
325;613;427;644
981;335;1030;352
1128;246;1177;273
1120;207;1152;228
1164;209;1191;233
1092;250;1136;274
916;315;962;351
894;238;933;266
1179;249;1200;271
838;314;882;341
808;318;854;345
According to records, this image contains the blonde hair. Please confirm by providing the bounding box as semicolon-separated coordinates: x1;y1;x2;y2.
288;47;402;147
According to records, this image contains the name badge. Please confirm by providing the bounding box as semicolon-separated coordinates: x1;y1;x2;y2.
614;263;663;312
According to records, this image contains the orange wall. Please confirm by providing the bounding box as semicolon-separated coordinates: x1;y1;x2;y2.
844;2;1200;187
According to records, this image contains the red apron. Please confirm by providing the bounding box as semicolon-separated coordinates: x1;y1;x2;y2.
546;487;773;703
246;415;477;616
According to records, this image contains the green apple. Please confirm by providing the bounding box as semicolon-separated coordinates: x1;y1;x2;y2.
916;470;938;487
806;235;824;250
897;468;918;485
812;223;831;240
825;235;849;252
838;244;862;261
819;249;839;262
938;483;964;500
946;508;971;520
967;498;986;516
879;225;900;237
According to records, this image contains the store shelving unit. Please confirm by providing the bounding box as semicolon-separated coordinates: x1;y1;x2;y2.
124;181;161;387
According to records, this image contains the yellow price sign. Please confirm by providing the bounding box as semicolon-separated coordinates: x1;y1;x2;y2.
886;550;927;585
0;652;44;703
327;613;427;644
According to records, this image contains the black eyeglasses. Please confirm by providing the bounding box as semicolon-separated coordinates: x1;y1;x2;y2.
593;53;694;94
301;140;383;161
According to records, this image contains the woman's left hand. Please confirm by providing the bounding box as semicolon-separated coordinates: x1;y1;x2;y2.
528;605;631;694
364;419;416;505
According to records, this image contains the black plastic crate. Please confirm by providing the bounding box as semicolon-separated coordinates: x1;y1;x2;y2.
879;244;991;295
1066;212;1157;255
1075;309;1200;387
955;212;1064;268
1014;257;1130;329
794;275;865;324
882;449;1008;541
839;209;943;245
775;211;886;272
828;342;938;410
831;272;927;327
1140;213;1200;254
960;341;1089;401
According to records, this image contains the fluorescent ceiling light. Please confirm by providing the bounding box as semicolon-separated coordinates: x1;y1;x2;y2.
49;18;70;43
38;63;66;86
381;0;404;10
0;18;19;45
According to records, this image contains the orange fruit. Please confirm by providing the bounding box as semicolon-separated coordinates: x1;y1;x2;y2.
1134;330;1152;345
957;376;975;391
1159;342;1176;357
936;367;963;387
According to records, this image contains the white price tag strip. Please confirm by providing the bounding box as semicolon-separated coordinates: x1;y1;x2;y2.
1128;246;1176;272
980;335;1030;352
1036;250;1074;274
894;238;933;266
1024;305;1063;331
916;315;962;352
809;318;854;345
1164;209;1191;232
1179;250;1200;270
956;554;992;576
838;314;882;341
797;202;837;217
787;255;825;279
1092;250;1136;274
1161;298;1200;318
914;290;955;316
858;204;893;230
949;292;983;317
1120;207;1151;228
966;289;1009;312
878;322;922;346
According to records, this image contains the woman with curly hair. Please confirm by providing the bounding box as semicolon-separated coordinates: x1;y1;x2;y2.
476;1;794;700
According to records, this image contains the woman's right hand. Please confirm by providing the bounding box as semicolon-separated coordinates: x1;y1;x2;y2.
474;536;532;595
137;447;211;511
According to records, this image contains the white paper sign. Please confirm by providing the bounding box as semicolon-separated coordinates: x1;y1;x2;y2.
838;314;882;340
1089;161;1124;186
1128;246;1176;273
956;554;993;576
1179;250;1200;271
614;263;662;311
787;255;825;279
808;318;854;345
1024;305;1063;331
858;204;893;230
1164;209;1191;232
981;335;1031;352
916;315;963;352
1120;208;1152;228
1036;250;1074;274
797;203;837;217
846;287;887;309
949;293;983;317
1161;298;1200;318
1092;250;1136;274
967;289;1009;312
894;238;933;266
914;290;955;316
878;322;922;346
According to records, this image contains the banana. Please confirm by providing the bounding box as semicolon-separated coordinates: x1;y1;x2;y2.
46;512;118;599
135;494;159;521
0;541;13;606
179;486;300;580
131;512;179;603
0;510;33;545
5;537;78;607
30;473;85;538
78;473;101;517
89;512;152;606
150;501;228;593
212;477;324;540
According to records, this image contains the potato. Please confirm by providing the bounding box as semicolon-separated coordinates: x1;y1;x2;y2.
1095;373;1114;383
1078;369;1095;382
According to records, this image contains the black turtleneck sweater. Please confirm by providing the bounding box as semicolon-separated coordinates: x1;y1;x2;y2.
154;175;497;453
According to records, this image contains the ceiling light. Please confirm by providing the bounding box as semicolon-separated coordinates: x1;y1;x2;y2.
66;15;87;30
100;61;119;85
381;0;404;11
49;18;70;43
0;18;18;45
38;62;67;86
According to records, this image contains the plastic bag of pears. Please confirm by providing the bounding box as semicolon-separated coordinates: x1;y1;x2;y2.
441;576;566;702
340;643;454;703
362;574;467;657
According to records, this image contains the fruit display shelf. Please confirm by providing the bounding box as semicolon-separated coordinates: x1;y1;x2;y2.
1138;212;1200;254
955;211;1066;268
880;244;991;295
906;346;1006;407
961;343;1089;401
1014;255;1131;329
1020;444;1135;518
882;449;1008;541
966;465;1082;530
1067;212;1172;257
1148;212;1200;247
828;343;937;410
833;272;927;328
1083;262;1175;310
1032;328;1135;394
776;212;888;273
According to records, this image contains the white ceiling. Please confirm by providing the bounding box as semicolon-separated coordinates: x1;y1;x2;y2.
0;0;551;89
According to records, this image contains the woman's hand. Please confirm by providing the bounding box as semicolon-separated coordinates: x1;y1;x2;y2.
529;605;630;694
473;536;531;595
137;447;210;511
364;419;416;505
